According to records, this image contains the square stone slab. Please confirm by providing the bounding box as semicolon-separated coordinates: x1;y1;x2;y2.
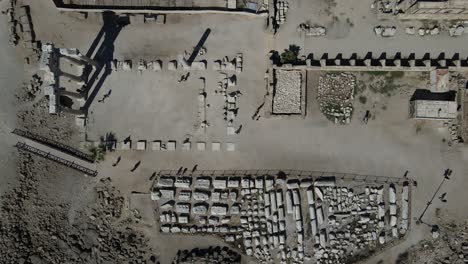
197;142;206;151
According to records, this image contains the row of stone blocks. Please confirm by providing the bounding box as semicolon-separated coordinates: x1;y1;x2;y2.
82;140;236;152
296;55;468;69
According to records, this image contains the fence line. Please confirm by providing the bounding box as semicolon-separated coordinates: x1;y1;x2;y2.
12;128;95;163
15;142;98;177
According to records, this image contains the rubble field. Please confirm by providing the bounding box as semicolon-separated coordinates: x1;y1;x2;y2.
317;72;356;124
151;171;410;264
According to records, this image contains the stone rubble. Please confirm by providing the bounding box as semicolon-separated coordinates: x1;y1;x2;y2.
317;73;355;124
173;246;241;263
17;74;42;102
374;26;396;37
298;23;326;36
152;172;410;264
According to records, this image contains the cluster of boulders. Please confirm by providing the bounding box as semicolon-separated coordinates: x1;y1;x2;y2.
374;26;396;37
317;73;355;124
76;178;150;264
173;247;241;264
404;24;465;37
447;123;462;143
16;98;75;141
297;23;326;36
20;74;42;101
405;26;440;36
0;152;153;264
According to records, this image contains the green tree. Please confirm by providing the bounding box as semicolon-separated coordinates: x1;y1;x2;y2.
280;50;297;64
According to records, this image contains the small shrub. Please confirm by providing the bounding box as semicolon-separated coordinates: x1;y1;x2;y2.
390;71;405;78
280;50;297;64
280;45;300;64
367;71;387;76
358;96;367;104
89;145;106;162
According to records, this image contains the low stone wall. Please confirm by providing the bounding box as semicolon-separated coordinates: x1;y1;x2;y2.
274;53;468;72
52;1;268;16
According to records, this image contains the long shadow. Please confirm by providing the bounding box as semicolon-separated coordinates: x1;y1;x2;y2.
187;28;211;65
81;12;129;112
85;25;107;58
410;89;456;101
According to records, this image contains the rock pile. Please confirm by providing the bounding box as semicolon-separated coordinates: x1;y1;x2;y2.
405;27;416;35
448;123;462;143
398;214;468;264
17;74;42;101
374;26;396;37
173;246;241;264
417;26;440;36
298;23;326;36
317;73;355;124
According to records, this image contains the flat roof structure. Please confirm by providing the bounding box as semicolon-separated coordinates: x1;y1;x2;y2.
410;100;457;119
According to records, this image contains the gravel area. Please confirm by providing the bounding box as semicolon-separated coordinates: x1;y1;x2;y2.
273;70;303;114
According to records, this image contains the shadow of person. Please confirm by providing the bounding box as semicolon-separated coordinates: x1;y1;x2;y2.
130;161;141;172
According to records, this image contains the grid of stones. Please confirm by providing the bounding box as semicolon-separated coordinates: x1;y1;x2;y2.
80;140;236;152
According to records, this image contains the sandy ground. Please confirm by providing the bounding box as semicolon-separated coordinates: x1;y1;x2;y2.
274;0;468;56
2;0;468;263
